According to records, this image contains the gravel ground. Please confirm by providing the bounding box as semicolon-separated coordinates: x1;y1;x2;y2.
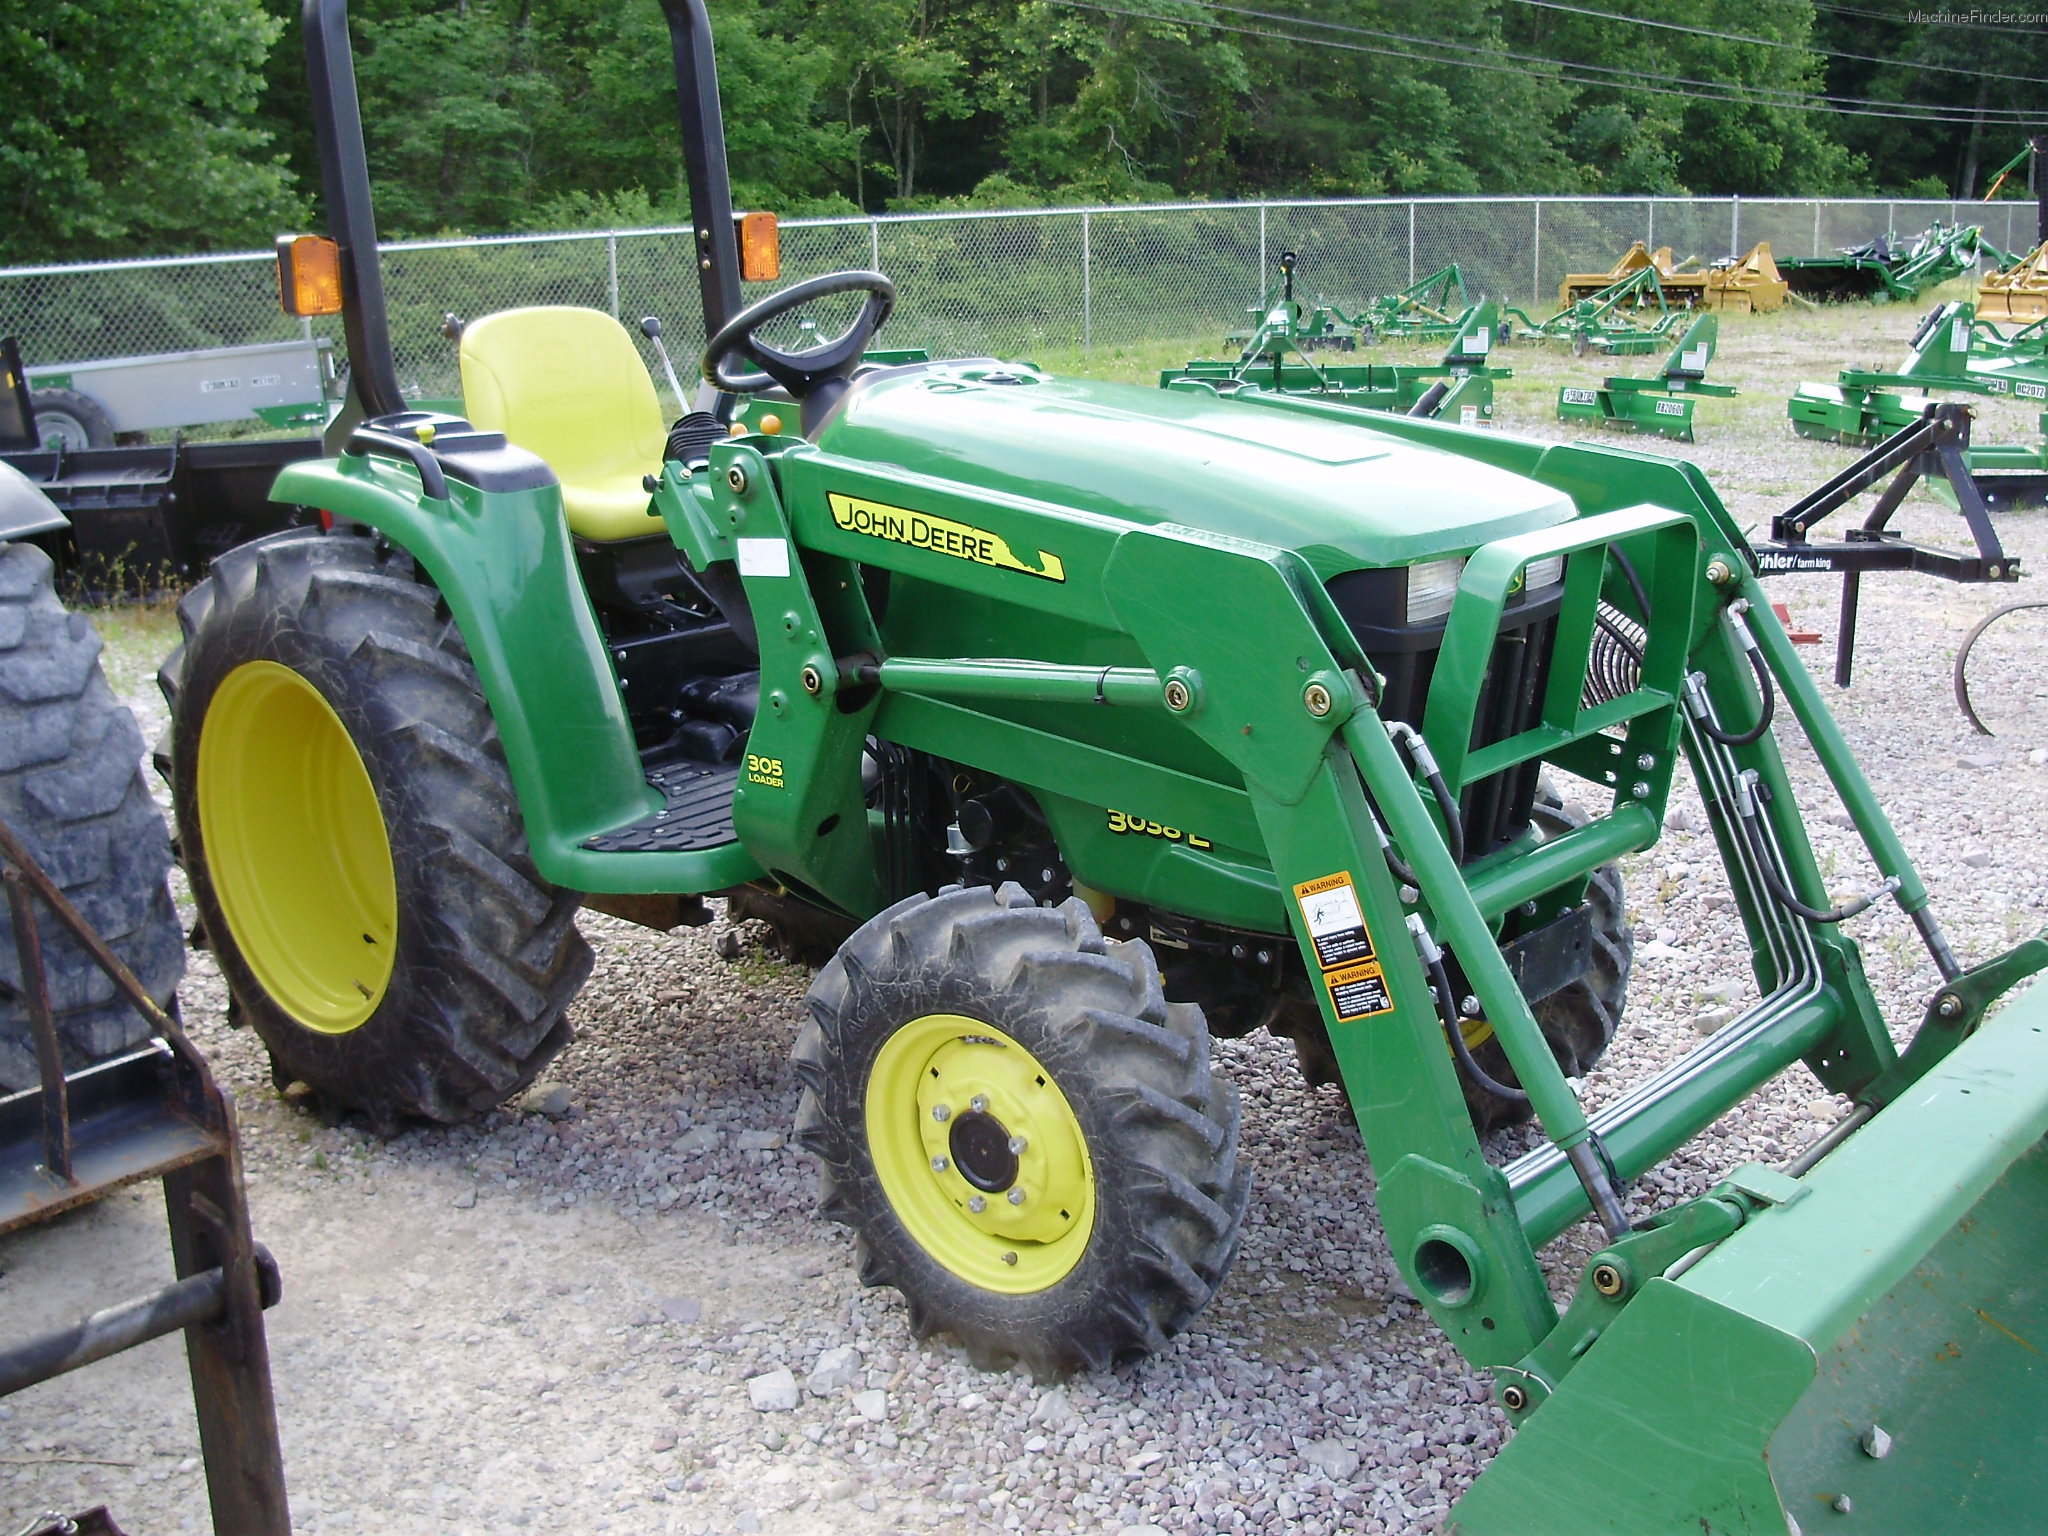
3;294;2044;1536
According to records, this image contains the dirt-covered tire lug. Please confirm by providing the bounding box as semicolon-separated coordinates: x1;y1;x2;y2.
0;543;184;1090
159;526;592;1130
791;882;1251;1380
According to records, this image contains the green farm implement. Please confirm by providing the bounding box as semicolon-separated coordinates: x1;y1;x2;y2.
1789;301;2048;506
1503;263;1688;356
1166;296;1507;425
1780;220;2012;305
1221;250;1361;353
1558;241;1709;309
1223;257;1487;353
165;0;2048;1527
1556;312;1736;442
1354;262;1483;343
1224;258;1490;352
1755;402;2029;685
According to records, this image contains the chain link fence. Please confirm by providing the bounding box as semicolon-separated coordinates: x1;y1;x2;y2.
1;195;2036;423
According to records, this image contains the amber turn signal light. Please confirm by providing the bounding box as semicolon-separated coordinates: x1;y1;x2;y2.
276;234;345;317
737;212;780;283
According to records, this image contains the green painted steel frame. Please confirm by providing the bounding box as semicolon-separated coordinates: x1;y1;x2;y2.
270;372;2026;1405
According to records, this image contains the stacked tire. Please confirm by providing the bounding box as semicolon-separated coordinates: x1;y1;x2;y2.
0;542;183;1090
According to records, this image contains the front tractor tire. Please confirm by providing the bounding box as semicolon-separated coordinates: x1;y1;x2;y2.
160;528;592;1129
791;883;1251;1379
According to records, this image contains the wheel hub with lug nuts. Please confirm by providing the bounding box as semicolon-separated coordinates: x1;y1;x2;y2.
865;1013;1096;1292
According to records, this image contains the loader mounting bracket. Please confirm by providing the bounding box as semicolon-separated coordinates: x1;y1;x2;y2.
1862;930;2048;1111
1490;1187;1762;1420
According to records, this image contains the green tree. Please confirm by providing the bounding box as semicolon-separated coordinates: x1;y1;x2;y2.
0;0;301;261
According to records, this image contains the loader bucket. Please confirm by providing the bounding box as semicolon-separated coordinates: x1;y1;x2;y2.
1448;975;2048;1535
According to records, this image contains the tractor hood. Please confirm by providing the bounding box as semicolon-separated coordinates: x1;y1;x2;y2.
812;363;1576;575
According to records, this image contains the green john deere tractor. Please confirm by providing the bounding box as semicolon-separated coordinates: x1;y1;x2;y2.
164;1;2048;1526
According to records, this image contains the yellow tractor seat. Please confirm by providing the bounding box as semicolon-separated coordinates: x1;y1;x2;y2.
458;306;670;542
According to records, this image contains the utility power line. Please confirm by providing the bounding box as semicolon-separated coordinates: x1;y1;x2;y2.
1506;0;2048;88
1800;0;2047;37
1079;0;2047;125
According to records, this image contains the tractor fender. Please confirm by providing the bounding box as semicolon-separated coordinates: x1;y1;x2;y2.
0;460;68;542
266;453;762;895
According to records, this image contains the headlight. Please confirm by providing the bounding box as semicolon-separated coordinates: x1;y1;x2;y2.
1405;558;1466;623
1523;553;1566;592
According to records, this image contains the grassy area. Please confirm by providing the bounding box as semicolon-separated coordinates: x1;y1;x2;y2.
83;595;180;705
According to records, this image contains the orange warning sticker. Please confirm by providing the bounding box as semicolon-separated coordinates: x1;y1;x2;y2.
1324;959;1395;1021
1292;872;1377;972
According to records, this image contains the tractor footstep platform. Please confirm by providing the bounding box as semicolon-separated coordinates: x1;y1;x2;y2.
581;762;739;853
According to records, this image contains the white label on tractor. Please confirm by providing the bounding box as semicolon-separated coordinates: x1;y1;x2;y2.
251;373;282;388
1952;321;1971;354
1293;873;1376;972
1680;347;1709;372
1562;388;1597;404
2019;381;2047;401
1461;333;1488;354
736;537;790;578
1655;400;1686;416
1460;405;1480;426
199;377;240;392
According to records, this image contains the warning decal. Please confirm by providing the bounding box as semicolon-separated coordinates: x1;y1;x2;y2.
1293;872;1377;972
1325;960;1395;1021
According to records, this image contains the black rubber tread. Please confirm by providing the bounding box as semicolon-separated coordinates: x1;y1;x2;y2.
1457;797;1631;1134
790;882;1251;1380
158;527;592;1129
28;388;115;450
0;542;183;1090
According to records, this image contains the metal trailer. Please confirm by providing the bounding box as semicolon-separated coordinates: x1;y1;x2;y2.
20;338;334;451
1;338;320;587
0;814;290;1535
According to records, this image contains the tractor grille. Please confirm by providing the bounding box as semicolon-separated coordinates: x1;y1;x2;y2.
1333;581;1564;864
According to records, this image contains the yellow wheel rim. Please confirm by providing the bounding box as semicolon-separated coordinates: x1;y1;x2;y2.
197;661;397;1035
866;1014;1095;1295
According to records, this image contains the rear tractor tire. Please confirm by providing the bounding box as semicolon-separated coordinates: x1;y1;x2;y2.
791;883;1251;1379
159;528;592;1129
0;543;183;1089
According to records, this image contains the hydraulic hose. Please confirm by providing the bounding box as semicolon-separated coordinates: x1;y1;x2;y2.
1694;601;1776;748
1386;721;1466;865
1732;769;1900;924
1408;915;1528;1103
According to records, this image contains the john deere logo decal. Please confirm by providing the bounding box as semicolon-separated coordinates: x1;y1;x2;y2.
827;493;1064;582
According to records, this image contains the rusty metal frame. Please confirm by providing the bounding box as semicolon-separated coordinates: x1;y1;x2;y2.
0;814;291;1535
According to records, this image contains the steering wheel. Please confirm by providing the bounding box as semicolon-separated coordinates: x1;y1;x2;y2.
702;270;896;398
